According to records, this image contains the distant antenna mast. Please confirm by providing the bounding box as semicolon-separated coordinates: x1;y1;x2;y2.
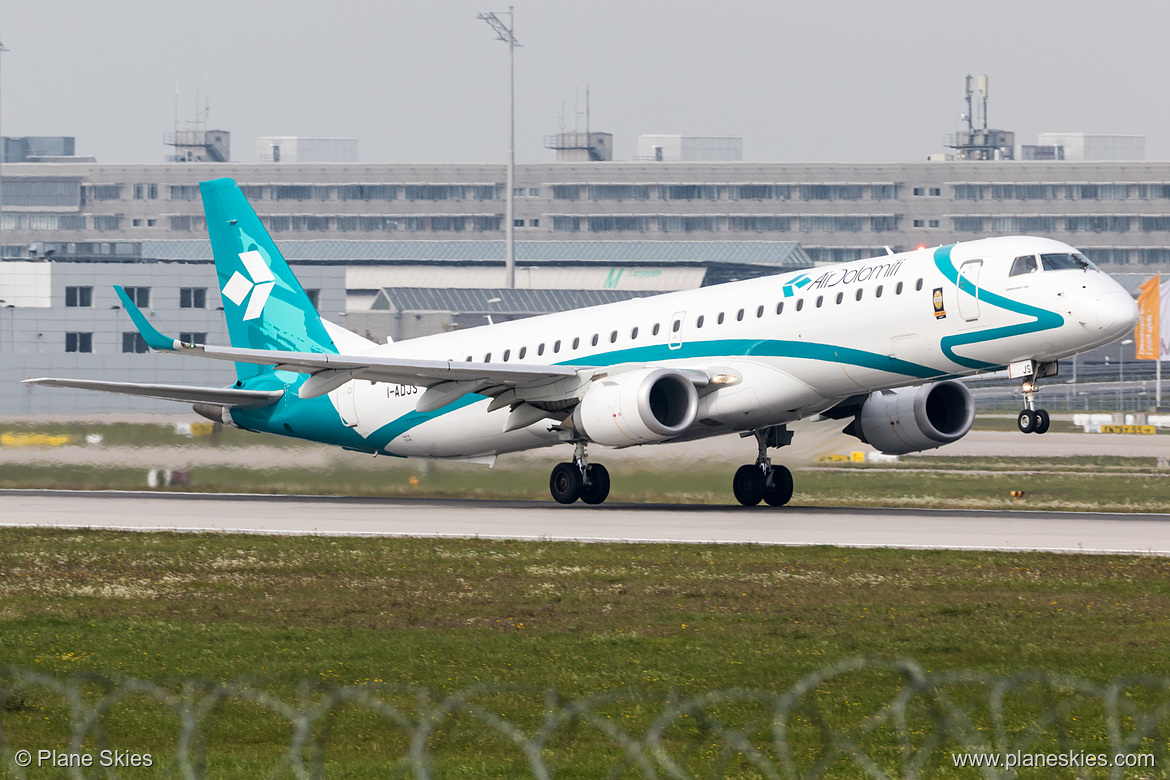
964;75;974;132
978;74;989;130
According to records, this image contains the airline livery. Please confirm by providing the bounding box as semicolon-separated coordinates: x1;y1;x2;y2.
28;179;1139;506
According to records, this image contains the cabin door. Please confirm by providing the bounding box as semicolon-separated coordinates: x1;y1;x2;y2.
957;259;982;321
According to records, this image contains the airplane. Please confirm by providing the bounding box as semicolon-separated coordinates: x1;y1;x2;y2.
26;178;1139;506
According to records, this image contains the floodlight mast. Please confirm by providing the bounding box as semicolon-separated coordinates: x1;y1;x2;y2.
478;7;520;288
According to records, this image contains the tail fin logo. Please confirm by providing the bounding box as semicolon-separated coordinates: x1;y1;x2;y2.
222;250;276;321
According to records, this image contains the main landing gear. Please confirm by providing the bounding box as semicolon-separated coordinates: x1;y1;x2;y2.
733;425;795;507
549;440;611;505
1017;376;1051;435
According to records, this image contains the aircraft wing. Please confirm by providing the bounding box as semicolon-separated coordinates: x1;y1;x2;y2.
22;378;283;408
114;284;587;411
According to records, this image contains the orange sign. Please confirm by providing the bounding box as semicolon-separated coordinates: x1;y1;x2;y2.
1135;275;1162;360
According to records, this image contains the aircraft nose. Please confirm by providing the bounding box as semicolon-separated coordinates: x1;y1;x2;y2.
1093;290;1139;337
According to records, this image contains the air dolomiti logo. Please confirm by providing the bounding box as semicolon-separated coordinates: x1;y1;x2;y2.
222;250;275;321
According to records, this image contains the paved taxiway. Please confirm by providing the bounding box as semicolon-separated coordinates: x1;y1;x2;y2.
2;490;1167;556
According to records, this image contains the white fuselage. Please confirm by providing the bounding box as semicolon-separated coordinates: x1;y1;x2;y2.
325;237;1137;459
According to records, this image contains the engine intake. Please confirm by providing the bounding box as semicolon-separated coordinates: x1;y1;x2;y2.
571;368;699;446
849;380;975;455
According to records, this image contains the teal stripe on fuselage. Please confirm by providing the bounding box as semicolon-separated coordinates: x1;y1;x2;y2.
933;245;1065;370
351;337;942;451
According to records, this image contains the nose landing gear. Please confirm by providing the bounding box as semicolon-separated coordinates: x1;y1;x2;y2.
1012;359;1058;435
732;425;795;507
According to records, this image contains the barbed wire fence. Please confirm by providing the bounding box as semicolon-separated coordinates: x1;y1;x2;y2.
2;658;1168;779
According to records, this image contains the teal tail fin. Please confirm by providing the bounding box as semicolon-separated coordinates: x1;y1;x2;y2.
200;178;336;380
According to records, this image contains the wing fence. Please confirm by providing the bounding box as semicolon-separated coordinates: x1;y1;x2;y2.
1;658;1167;779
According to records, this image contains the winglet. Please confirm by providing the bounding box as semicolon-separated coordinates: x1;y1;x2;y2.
114;285;179;351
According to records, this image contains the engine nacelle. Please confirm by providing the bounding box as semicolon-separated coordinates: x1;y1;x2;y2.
571;368;699;446
850;380;975;455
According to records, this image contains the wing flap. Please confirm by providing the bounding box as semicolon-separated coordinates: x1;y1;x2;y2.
23;378;282;408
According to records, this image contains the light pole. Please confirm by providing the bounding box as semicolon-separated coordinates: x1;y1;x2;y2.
477;7;520;289
1119;338;1134;410
0;37;9;253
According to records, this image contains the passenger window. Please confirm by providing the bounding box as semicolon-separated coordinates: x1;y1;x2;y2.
572;337;580;350
856;289;863;301
631;326;639;339
737;308;745;321
756;305;764;318
697;315;705;328
836;292;843;304
796;299;804;311
717;312;725;324
776;302;784;315
609;330;617;343
465;355;472;362
875;285;883;298
815;296;823;308
519;346;527;359
672;319;681;333
554;340;561;353
652;323;660;336
537;343;544;356
1010;255;1038;276
916;278;924;291
484;352;492;362
503;349;511;362
591;334;599;347
896;281;903;295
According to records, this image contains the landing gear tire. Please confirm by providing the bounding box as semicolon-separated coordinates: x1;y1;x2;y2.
733;464;767;507
550;462;583;504
580;463;611;505
1017;409;1036;434
1033;409;1051;435
763;465;794;507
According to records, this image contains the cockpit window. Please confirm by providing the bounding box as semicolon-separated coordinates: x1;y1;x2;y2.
1009;255;1038;276
1041;252;1093;271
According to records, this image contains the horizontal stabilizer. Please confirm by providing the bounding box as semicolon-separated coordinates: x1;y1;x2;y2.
23;378;282;408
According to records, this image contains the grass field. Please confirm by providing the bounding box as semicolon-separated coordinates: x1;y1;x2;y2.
2;530;1170;777
1;454;1167;513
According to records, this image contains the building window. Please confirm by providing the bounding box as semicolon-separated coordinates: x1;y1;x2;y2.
337;185;398;201
799;185;862;200
65;332;93;353
870;216;898;232
913;219;924;228
589;184;650;200
180;287;207;309
148;184;158;199
528;188;540;197
179;332;207;344
953;184;983;200
305;289;320;309
90;185;123;200
552;216;581;232
928;219;940;228
552;185;581;200
93;215;121;231
953;217;985;232
729;216;790;232
132;218;143;227
133;184;144;199
170;185;200;200
122;287;150;307
912;187;925;196
122;332;149;353
65;286;93;308
514;219;524;227
929;187;941;196
529;218;539;228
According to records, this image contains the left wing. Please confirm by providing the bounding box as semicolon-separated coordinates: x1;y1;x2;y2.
22;378;283;408
114;284;595;414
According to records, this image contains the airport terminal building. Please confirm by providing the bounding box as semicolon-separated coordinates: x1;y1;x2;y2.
2;155;1167;413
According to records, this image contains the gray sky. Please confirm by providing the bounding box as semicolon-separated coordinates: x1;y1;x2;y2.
4;0;1169;164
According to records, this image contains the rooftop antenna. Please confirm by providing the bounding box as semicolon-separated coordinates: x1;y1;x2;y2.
978;74;989;130
964;75;974;132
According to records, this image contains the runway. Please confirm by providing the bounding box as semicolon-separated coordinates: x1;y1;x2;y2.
2;490;1168;556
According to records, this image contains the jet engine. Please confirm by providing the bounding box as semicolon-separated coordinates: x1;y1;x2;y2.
847;380;975;455
571;368;699;446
